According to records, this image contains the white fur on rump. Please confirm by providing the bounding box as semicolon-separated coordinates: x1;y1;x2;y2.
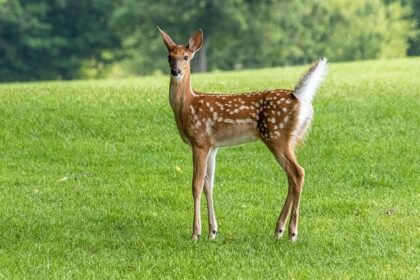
293;57;328;143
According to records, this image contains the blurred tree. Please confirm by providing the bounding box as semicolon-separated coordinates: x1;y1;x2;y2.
407;0;420;55
112;0;247;74
0;0;417;81
322;0;414;61
389;0;420;55
0;0;120;81
113;0;415;77
245;0;414;64
380;1;416;58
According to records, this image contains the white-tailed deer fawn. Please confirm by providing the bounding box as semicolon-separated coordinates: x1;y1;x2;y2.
158;27;327;241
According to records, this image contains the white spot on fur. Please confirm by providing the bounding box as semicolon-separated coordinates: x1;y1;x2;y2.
223;118;235;124
206;120;214;135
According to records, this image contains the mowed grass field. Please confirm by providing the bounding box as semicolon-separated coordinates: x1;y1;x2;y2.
0;58;419;279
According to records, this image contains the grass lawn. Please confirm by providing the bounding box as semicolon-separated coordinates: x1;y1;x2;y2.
0;58;419;279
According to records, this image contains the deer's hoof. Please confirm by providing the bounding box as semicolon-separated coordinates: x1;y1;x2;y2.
191;234;201;240
209;230;218;240
290;232;298;242
275;229;284;239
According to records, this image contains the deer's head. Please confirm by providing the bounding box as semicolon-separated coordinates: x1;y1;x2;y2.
158;27;203;80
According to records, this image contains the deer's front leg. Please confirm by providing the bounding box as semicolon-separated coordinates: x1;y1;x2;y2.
191;145;210;240
203;148;218;239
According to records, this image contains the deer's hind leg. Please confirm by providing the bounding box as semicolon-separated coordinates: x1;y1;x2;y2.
270;146;305;242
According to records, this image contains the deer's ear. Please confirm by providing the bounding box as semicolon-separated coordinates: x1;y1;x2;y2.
157;26;175;52
187;29;203;54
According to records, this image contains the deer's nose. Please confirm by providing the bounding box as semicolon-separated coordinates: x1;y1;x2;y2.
171;68;181;76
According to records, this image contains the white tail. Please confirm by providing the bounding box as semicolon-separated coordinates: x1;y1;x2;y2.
158;27;328;242
293;58;328;104
293;58;328;143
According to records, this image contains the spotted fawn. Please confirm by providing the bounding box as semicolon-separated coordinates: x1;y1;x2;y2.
158;27;328;241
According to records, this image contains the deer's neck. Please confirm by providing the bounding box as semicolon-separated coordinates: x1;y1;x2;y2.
169;71;194;115
169;71;194;143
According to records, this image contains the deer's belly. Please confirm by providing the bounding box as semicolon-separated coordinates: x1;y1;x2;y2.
213;125;259;147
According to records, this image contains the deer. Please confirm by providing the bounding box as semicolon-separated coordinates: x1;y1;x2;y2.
158;27;327;242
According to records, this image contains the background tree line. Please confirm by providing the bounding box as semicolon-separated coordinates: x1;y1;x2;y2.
0;0;419;82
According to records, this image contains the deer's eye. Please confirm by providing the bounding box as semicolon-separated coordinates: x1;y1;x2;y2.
184;55;189;61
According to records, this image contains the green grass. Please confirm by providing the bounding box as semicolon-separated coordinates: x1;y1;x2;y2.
0;57;419;279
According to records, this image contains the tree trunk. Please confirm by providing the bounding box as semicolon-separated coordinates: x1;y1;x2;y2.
197;40;208;72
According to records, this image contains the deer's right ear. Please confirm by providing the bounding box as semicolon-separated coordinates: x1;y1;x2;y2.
157;26;175;52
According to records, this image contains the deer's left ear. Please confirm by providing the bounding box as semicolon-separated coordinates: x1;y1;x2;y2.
187;29;203;54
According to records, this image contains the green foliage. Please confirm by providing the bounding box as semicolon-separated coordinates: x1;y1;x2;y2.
114;0;417;76
231;0;415;65
0;0;418;81
397;0;420;55
0;58;419;278
311;0;415;61
111;0;248;74
380;2;416;57
0;0;120;81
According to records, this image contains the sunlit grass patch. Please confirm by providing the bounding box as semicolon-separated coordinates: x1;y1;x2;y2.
0;58;419;278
